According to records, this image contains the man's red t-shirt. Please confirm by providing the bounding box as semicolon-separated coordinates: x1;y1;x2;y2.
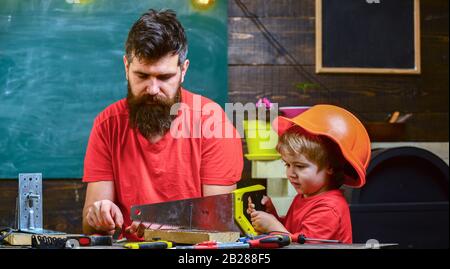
281;189;353;243
83;88;243;235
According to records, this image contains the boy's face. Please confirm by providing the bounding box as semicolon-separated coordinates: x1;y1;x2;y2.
282;152;333;198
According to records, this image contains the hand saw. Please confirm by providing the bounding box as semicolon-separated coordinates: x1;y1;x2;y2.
130;185;266;236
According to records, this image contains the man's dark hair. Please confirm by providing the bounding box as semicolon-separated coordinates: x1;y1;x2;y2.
125;9;188;65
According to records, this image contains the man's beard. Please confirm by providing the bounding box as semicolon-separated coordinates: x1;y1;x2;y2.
127;83;181;139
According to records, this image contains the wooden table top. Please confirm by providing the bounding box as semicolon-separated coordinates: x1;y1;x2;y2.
1;242;397;249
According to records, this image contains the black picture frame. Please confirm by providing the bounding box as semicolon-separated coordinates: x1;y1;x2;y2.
316;0;421;74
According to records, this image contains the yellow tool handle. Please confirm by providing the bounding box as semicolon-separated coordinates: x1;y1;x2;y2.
124;240;173;249
232;184;266;236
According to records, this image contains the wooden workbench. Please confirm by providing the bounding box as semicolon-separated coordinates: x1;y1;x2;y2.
0;242;397;249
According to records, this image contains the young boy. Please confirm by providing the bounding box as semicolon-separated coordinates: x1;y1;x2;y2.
247;104;371;243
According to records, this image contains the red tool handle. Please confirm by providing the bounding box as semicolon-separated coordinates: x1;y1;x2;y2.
247;234;291;248
67;235;113;246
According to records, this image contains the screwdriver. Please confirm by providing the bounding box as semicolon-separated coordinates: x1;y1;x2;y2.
124;240;173;249
177;241;250;249
294;233;341;244
270;232;341;244
241;233;291;248
66;234;113;246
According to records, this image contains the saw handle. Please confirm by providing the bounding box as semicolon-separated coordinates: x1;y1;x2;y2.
233;185;266;236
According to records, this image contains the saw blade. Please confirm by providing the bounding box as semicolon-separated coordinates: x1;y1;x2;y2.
130;193;240;232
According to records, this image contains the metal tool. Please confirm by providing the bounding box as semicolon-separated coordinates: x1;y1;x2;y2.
112;227;126;243
18;173;43;233
130;185;266;236
16;173;65;235
295;234;341;244
31;235;67;249
0;227;13;245
65;239;80;249
396;113;413;123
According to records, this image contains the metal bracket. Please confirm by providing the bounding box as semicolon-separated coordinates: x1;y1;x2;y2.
18;173;43;233
17;173;63;235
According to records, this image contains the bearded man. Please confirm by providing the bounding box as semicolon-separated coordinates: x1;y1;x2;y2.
81;9;243;240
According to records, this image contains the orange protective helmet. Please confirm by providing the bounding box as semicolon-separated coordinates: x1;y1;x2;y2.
273;104;371;188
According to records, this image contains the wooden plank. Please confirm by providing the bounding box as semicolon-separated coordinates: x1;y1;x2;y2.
229;1;447;66
4;233;32;246
144;230;241;245
228;0;314;18
229;16;315;34
231;30;448;76
419;0;449;35
228;65;449;114
227;0;448;138
229;0;448;35
4;232;67;246
229;17;315;65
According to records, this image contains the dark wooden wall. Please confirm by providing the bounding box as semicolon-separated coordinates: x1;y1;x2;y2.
228;0;448;142
0;0;448;234
0;180;85;233
230;0;448;182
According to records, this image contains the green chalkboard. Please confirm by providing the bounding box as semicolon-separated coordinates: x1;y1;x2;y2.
0;0;228;178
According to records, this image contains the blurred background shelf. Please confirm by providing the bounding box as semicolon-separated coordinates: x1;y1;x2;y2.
251;142;448;216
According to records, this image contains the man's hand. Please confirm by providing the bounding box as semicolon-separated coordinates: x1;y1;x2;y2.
85;199;124;235
125;221;150;238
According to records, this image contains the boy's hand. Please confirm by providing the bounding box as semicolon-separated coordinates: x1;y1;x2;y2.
246;196;256;215
247;195;276;214
250;211;288;234
261;195;277;215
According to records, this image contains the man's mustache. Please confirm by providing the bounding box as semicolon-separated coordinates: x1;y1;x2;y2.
131;94;168;106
